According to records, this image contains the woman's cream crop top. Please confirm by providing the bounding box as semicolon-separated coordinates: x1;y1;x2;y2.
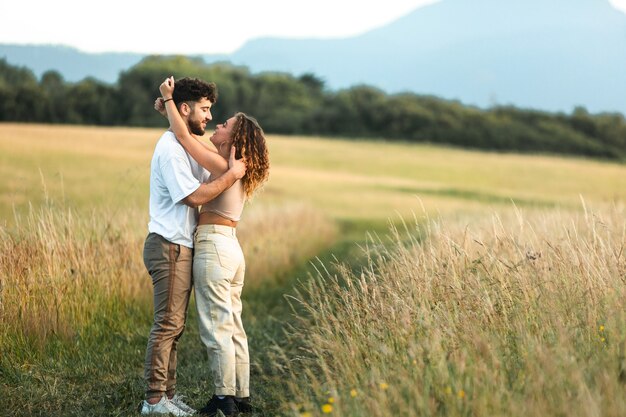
200;179;245;221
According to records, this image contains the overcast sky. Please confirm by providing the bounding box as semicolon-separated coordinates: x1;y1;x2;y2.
2;0;626;55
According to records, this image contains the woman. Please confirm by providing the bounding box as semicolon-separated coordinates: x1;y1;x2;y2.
159;76;270;417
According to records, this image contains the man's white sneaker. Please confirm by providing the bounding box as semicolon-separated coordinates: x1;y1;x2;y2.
140;395;193;416
170;394;196;414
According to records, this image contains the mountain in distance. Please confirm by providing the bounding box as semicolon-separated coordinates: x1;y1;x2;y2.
0;44;146;84
1;0;625;114
211;0;626;114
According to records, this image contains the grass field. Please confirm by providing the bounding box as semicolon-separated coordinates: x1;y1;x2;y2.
0;123;625;416
2;123;625;229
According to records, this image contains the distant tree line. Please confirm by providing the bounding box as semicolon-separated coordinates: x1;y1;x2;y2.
1;56;625;160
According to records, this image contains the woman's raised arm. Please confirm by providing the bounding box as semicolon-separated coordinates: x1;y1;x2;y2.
159;76;228;175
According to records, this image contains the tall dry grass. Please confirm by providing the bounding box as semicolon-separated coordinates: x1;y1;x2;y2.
239;203;337;289
0;200;336;355
283;204;626;417
0;204;146;347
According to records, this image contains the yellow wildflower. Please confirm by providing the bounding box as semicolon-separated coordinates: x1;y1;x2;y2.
322;404;333;413
379;382;389;390
458;390;466;399
350;389;358;398
328;397;335;404
599;325;605;332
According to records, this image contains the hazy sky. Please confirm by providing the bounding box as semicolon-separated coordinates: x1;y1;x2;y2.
2;0;626;55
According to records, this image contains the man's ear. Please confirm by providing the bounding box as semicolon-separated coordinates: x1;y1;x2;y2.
180;102;191;116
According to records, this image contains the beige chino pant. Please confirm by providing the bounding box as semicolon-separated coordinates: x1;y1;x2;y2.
193;224;250;398
143;232;193;400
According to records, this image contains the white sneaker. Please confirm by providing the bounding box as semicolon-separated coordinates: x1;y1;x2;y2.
140;395;193;416
170;394;196;414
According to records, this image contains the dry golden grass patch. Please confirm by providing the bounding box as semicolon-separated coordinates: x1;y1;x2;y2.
283;204;626;417
0;205;146;345
0;202;335;349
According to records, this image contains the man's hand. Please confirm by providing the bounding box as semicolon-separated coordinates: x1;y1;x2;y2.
154;97;167;117
183;146;246;207
228;146;246;180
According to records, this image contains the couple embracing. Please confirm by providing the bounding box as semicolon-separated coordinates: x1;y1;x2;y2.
140;76;269;416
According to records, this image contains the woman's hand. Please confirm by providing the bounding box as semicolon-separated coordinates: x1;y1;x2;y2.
159;76;175;99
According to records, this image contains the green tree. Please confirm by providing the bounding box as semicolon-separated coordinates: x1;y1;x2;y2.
66;78;118;125
40;70;68;123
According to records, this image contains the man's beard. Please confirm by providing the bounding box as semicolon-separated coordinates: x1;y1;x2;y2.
189;118;205;136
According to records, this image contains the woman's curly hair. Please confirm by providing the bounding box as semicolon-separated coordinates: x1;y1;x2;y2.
231;112;270;198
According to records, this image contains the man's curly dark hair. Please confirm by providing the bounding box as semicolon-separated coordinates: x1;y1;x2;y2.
172;77;218;107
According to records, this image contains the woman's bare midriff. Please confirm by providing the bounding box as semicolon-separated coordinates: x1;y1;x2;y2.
198;211;238;227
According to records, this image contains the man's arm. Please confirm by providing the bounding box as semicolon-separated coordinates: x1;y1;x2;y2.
182;146;246;207
183;170;237;208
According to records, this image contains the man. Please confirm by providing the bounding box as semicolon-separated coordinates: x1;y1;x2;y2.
141;77;246;416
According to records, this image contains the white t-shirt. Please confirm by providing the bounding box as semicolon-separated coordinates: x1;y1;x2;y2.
148;131;210;248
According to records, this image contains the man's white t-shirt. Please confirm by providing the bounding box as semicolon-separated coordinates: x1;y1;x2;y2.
148;131;210;248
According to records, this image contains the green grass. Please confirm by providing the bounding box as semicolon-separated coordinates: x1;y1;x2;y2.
1;123;625;416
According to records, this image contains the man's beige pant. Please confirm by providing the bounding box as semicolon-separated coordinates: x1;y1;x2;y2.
193;224;250;398
143;233;193;400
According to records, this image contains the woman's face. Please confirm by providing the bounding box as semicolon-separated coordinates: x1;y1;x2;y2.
209;116;237;149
